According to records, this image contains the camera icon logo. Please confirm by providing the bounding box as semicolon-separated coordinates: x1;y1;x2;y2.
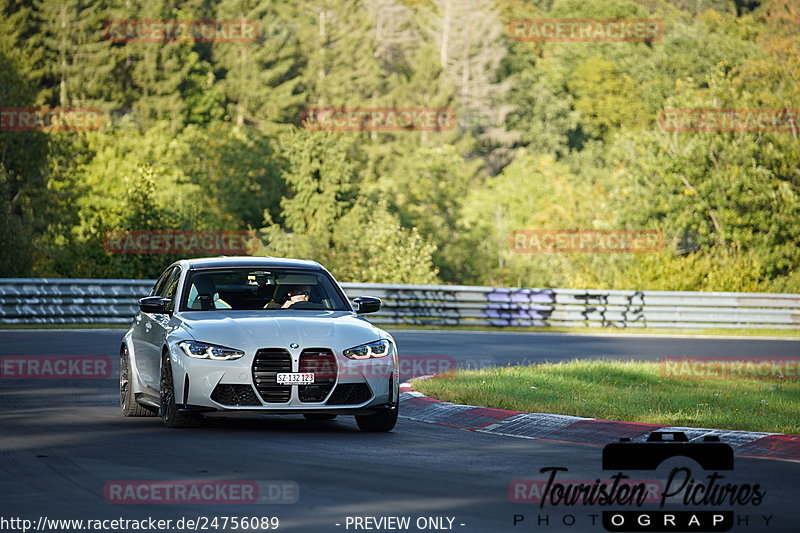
603;431;734;471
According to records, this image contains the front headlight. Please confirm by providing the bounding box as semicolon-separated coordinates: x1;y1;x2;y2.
343;339;391;360
178;340;244;361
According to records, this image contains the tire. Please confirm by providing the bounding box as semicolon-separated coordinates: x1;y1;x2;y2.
303;413;337;421
159;351;201;428
355;403;398;432
120;346;155;417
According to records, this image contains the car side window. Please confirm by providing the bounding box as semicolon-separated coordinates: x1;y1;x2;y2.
151;267;175;297
162;268;182;312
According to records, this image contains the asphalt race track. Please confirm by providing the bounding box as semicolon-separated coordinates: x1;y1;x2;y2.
1;329;798;533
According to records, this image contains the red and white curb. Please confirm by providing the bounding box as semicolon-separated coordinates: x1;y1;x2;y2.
399;381;800;462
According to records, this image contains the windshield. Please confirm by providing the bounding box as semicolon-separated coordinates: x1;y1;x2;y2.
179;268;351;312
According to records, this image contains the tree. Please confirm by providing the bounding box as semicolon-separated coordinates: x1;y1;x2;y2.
43;123;239;278
504;59;579;158
123;0;224;128
213;0;306;131
329;199;440;284
600;55;800;291
297;0;385;107
0;44;48;275
33;0;125;109
419;0;514;171
177;124;285;229
273;129;355;235
567;55;648;140
258;128;440;284
373;143;483;282
0;166;33;275
460;152;615;288
366;0;418;75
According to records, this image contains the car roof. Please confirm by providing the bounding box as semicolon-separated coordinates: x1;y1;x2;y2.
181;256;324;271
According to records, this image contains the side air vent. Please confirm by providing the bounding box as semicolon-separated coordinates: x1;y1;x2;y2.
210;384;261;406
326;383;372;405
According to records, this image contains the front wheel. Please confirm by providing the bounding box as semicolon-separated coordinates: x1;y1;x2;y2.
355;404;398;432
160;351;201;428
120;346;155;417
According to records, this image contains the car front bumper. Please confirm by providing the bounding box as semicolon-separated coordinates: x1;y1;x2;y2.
168;342;399;414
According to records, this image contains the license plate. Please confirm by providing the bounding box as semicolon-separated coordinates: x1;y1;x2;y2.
276;372;314;385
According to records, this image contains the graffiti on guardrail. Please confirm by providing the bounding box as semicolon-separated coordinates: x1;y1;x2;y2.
620;291;646;327
575;293;611;325
382;288;462;325
574;291;647;328
1;280;798;328
484;288;555;326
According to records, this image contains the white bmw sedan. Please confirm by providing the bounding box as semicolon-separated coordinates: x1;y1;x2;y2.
120;257;399;431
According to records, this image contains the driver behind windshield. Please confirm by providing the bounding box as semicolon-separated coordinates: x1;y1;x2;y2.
282;285;312;308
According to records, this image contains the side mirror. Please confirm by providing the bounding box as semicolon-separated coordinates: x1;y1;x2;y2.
353;296;381;314
139;296;171;314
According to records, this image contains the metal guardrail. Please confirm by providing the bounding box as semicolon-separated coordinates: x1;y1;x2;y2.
0;278;798;329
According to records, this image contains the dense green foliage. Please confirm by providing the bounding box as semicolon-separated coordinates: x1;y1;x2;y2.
1;0;797;289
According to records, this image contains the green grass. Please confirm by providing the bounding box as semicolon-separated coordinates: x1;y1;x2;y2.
412;359;800;434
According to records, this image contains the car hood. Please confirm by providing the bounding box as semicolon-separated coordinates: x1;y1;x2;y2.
173;310;390;354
